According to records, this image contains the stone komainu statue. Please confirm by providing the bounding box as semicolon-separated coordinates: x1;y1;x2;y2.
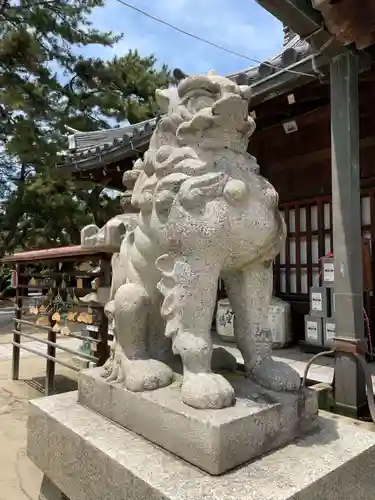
102;70;300;410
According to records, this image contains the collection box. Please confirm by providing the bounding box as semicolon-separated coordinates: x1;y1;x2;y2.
323;318;336;346
321;257;334;288
304;315;323;346
309;286;332;318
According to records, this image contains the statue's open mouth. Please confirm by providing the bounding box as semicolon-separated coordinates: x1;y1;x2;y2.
175;74;255;148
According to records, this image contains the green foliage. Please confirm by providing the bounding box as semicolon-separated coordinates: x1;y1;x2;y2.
0;0;173;257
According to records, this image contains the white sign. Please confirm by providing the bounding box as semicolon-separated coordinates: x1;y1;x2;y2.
323;263;334;283
325;322;336;341
307;321;318;341
323;262;335;283
311;292;322;311
283;120;298;134
86;324;99;333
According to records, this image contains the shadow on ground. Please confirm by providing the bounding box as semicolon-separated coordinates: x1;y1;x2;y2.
24;374;78;395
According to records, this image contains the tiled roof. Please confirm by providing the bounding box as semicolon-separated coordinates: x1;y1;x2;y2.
59;117;159;170
227;31;311;84
59;32;316;172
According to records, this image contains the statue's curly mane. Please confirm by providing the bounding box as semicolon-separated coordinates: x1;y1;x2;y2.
131;72;255;219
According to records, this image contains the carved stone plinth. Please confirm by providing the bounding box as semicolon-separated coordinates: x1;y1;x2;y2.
28;392;375;500
78;368;317;475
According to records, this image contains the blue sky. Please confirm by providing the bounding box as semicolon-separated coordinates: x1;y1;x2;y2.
83;0;284;76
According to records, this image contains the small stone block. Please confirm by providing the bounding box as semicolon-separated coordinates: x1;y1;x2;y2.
309;382;334;411
27;392;375;500
304;315;323;345
310;286;332;317
77;368;317;475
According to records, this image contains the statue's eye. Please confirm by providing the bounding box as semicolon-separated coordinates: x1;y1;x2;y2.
184;96;215;113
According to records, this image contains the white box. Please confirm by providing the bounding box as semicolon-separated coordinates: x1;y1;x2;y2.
304;315;323;345
323;318;336;346
321;257;334;287
310;286;332;317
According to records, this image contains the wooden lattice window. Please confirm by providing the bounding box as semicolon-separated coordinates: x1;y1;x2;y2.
274;193;373;296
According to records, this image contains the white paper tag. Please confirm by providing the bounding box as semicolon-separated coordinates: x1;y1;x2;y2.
86;324;99;333
311;292;323;311
307;321;318;340
325;322;335;341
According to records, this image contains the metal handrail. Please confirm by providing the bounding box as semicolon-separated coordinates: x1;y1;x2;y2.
14;318;50;331
14;318;101;344
12;330;98;363
12;342;80;372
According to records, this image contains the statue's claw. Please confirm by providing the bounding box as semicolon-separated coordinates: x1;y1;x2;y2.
249;358;301;392
104;361;120;383
181;373;235;409
103;355;173;391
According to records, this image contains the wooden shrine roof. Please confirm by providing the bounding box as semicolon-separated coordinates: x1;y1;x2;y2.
1;245;108;264
57;33;332;191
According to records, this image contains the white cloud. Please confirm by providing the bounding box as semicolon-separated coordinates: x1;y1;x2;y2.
84;0;284;75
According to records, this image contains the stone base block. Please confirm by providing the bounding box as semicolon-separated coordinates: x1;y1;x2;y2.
78;368;317;474
28;392;375;500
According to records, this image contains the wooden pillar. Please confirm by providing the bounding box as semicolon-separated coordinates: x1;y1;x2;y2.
46;314;56;396
96;257;110;366
12;264;23;380
330;51;367;416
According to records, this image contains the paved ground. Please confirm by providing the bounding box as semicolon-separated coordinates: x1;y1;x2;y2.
0;354;78;500
0;305;84;499
0;305;13;330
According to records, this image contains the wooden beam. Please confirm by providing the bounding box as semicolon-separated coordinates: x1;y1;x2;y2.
255;97;329;131
249;54;331;107
255;0;343;57
330;51;367;417
263;136;375;173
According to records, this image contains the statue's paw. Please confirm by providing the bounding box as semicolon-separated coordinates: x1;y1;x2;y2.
181;373;235;409
249;358;301;392
124;359;173;392
100;360;112;378
104;359;125;384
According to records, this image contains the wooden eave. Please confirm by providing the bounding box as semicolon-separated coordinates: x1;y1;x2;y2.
312;0;375;50
1;245;108;264
255;0;345;58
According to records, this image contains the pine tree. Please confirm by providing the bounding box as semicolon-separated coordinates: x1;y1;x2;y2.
0;1;173;256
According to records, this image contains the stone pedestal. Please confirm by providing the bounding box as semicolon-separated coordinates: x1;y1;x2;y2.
78;368;317;475
28;391;375;500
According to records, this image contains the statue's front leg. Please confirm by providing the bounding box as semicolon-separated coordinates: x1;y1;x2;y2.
105;283;173;391
223;261;300;392
157;253;235;409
